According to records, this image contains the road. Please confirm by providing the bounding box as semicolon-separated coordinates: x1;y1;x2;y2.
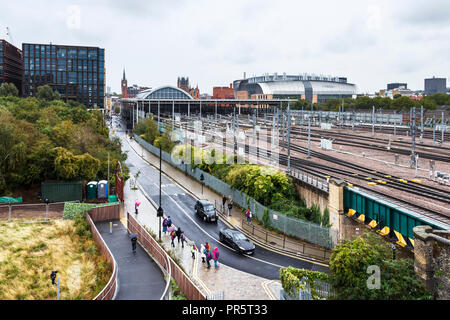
112;116;329;280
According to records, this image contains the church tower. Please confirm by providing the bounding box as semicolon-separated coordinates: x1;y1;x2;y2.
121;69;128;98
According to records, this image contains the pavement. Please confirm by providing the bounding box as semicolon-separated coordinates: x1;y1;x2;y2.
94;220;167;300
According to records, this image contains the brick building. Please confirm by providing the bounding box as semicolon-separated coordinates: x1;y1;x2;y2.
212;84;235;99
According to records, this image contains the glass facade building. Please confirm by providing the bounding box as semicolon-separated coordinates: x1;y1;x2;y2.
22;43;105;108
0;39;24;95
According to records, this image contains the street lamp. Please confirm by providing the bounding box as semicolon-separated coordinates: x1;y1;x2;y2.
158;127;163;241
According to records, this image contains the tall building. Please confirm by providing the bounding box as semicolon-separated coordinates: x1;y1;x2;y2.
177;76;200;99
22;43;105;108
0;39;24;95
177;77;190;92
121;68;128;98
233;72;357;103
424;77;447;95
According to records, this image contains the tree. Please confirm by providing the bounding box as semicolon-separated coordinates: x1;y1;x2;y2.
53;147;79;180
391;96;418;110
329;233;430;300
36;85;60;101
75;153;101;180
0;82;19;97
321;207;330;227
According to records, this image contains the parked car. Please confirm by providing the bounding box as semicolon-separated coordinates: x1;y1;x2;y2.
219;228;255;255
194;199;218;223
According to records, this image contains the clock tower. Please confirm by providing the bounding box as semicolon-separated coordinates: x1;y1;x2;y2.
121;69;128;98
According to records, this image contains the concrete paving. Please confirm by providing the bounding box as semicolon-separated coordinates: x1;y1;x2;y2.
95;220;166;300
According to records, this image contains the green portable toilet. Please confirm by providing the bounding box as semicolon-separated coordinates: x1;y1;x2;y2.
86;181;98;200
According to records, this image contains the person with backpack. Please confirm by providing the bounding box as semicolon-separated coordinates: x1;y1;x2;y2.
246;209;252;223
170;229;176;247
175;227;182;245
167;216;172;227
222;195;227;213
190;242;197;259
203;244;212;269
180;231;186;248
162;218;168;234
212;247;220;268
227;200;233;217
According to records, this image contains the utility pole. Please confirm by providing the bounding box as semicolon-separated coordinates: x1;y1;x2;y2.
372;106;375;137
433;114;436;145
410;107;417;168
394;110;397;136
441;111;445;144
287;102;291;172
281;110;285;151
307;114;311;159
420;105;424;144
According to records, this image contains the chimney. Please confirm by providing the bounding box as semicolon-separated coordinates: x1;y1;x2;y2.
230;83;232;89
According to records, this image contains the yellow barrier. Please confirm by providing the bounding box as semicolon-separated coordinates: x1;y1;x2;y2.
377;226;390;236
394;231;407;247
368;220;378;228
357;214;365;223
348;209;356;217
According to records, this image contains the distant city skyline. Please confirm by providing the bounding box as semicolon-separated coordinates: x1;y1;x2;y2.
1;0;449;95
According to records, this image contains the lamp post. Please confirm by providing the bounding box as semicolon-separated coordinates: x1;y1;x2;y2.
200;173;204;195
157;128;163;241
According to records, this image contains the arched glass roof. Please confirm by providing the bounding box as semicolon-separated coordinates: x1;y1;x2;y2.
135;85;194;100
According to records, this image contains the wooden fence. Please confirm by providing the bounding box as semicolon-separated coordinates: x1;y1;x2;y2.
127;212;206;300
86;205;119;300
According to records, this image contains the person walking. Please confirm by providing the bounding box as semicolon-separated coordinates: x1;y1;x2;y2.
222;195;227;213
175;227;182;245
246;208;252;223
135;199;141;215
170;229;176;247
162;218;168;234
212;247;220;268
227;200;233;217
200;243;206;263
131;236;137;253
180;231;186;248
167;216;172;228
203;244;212;269
190;242;197;259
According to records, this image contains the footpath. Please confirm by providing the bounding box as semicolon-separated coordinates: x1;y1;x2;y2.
122;138;283;300
95;220;167;300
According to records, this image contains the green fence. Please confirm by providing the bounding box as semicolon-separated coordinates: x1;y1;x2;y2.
135;134;337;249
41;181;83;202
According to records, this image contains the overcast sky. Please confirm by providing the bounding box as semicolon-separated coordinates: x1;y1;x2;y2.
1;0;449;94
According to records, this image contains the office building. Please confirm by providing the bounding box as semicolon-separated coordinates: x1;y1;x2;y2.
425;77;447;95
387;83;407;90
22;43;105;108
0;39;24;95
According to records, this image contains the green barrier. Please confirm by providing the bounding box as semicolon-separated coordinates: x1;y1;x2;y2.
0;197;23;203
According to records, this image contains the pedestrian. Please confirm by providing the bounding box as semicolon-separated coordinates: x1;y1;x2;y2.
227;200;233;217
175;227;182;245
131;236;137;253
170;229;176;247
200;243;206;263
203;245;212;269
246;208;252;223
212;247;220;268
205;241;211;252
222;195;227;213
190;242;197;259
167;216;172;227
180;231;186;248
135;199;141;215
162;217;168;234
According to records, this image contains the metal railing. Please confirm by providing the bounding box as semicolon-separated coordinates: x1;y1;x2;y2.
0;202;67;222
288;168;329;192
241;220;332;260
